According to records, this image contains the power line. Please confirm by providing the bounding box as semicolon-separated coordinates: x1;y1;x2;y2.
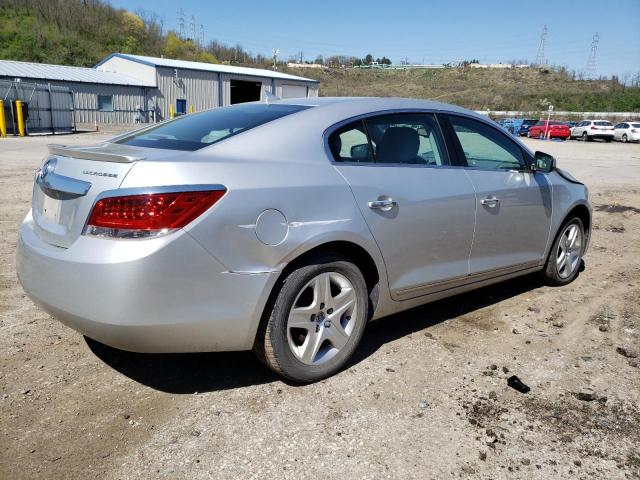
586;32;599;79
535;25;548;65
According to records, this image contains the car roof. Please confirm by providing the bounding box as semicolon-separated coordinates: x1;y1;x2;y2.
272;96;489;124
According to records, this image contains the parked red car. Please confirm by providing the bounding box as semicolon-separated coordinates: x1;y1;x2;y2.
527;121;571;140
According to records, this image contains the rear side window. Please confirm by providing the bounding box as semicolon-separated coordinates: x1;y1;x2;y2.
447;115;524;170
364;113;449;165
632;123;640;128
329;121;374;163
117;103;311;151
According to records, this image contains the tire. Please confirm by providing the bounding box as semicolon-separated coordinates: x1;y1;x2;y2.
255;253;369;382
622;134;628;143
582;132;590;142
605;138;612;143
542;217;585;286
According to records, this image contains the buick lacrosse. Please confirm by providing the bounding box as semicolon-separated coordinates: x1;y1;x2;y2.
17;97;590;382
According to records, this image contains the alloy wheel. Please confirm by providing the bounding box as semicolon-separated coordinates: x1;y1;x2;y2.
556;223;583;279
286;272;358;365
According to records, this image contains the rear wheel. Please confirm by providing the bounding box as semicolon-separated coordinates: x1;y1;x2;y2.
255;253;369;382
543;217;585;286
622;134;628;143
605;138;612;143
582;132;590;142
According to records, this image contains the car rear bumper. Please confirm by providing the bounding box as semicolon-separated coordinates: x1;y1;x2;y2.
16;210;277;353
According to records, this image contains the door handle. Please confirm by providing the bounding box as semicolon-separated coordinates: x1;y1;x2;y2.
368;199;397;211
480;197;500;207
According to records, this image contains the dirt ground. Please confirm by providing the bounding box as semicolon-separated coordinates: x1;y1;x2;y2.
1;133;639;479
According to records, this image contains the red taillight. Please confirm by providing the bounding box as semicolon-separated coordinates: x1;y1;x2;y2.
86;189;225;237
591;126;597;130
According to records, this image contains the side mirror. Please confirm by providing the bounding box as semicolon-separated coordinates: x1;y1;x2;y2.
533;151;555;173
350;143;371;160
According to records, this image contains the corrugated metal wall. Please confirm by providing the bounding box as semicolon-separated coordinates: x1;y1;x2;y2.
0;79;74;133
59;82;149;124
154;67;218;121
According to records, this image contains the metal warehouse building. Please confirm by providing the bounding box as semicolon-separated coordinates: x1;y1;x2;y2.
0;54;318;130
0;60;153;126
95;54;319;122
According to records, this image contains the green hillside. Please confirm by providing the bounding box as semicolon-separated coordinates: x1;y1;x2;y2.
1;0;639;113
285;67;640;113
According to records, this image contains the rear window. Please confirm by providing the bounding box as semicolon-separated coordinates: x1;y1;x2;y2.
632;123;640;128
595;121;612;126
116;103;311;151
522;120;537;126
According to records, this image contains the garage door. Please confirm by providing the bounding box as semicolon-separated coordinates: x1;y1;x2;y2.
281;84;308;99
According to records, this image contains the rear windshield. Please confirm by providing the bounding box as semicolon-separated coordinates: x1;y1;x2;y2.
632;123;640;128
595;121;612;126
522;120;537;126
116;103;311;151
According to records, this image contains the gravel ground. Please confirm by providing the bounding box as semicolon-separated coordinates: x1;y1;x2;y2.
1;134;639;479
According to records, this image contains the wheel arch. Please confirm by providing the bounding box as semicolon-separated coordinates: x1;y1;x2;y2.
252;238;384;353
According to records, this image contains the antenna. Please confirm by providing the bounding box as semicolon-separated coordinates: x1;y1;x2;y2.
586;32;599;79
535;25;548;65
190;15;196;41
177;8;185;38
200;25;205;49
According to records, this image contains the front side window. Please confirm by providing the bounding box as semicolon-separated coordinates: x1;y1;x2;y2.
364;113;449;165
448;115;524;170
97;95;113;112
117;103;311;151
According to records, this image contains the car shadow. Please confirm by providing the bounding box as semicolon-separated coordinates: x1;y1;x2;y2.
87;272;544;393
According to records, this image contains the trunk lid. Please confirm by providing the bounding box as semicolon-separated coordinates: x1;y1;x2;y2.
31;143;145;248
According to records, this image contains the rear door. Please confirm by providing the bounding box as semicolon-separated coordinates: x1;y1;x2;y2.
331;112;476;300
441;114;552;275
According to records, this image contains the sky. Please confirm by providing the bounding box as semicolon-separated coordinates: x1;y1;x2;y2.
110;0;640;79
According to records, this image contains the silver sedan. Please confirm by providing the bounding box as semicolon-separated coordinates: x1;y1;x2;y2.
17;97;591;382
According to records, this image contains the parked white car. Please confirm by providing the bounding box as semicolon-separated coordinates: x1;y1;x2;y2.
613;121;640;143
570;120;614;142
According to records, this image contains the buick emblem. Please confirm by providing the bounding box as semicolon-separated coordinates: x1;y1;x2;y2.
36;158;57;182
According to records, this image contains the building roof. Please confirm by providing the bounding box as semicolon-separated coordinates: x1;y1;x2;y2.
95;53;319;83
0;59;153;86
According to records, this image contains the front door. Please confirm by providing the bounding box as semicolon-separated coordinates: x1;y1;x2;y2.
330;112;477;300
442;114;552;275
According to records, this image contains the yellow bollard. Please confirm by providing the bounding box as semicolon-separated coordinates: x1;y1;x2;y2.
16;100;25;137
169;104;174;119
189;104;194;114
0;99;6;137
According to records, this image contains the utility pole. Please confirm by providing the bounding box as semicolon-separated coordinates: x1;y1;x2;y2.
200;25;205;49
272;48;280;70
535;25;548;66
177;8;185;39
586;32;599;79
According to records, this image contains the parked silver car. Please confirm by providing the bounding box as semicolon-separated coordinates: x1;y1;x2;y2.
17;98;591;382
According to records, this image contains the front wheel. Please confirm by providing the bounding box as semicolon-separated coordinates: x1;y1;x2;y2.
255;253;369;382
622;134;628;143
543;218;585;286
